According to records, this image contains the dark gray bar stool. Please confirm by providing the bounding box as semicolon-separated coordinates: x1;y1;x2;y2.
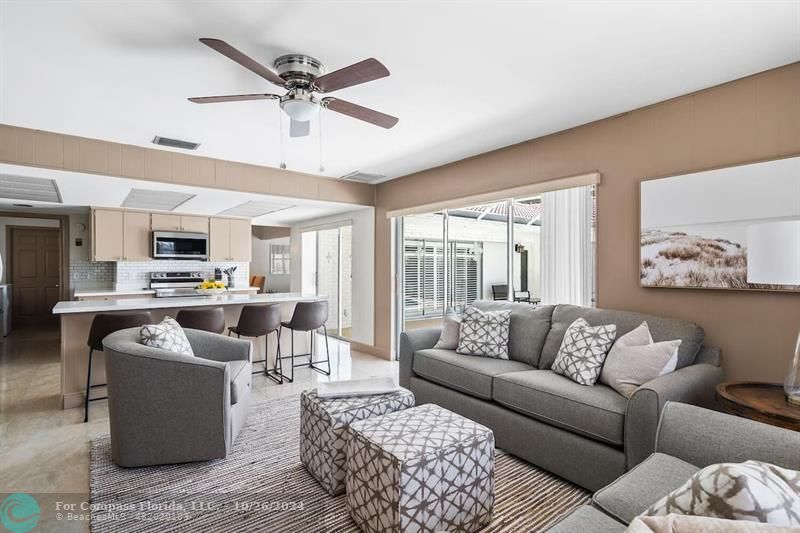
84;311;153;422
228;304;283;384
176;307;225;334
279;300;331;383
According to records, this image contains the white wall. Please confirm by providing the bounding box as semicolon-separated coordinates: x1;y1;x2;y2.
290;207;375;345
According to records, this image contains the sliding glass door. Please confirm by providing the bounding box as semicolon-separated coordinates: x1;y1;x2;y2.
395;185;596;348
301;224;353;340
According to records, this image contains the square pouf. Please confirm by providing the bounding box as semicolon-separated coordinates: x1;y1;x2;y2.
300;388;415;496
346;404;495;533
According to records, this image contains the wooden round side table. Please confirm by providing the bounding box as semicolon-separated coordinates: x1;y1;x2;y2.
716;382;800;432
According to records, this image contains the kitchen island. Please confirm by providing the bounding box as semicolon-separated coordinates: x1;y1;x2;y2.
52;292;327;409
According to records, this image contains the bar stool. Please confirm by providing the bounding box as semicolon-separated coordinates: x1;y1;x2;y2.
176;307;225;334
280;300;331;383
84;311;152;422
227;304;283;384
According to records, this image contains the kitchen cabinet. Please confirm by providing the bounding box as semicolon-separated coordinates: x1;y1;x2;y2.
92;209;124;261
209;217;251;261
122;211;151;261
180;215;209;233
229;218;252;261
150;213;181;231
209;218;231;261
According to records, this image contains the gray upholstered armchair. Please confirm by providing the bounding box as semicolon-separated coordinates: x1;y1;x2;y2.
102;327;252;467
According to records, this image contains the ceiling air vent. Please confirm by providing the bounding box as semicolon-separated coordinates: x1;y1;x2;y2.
122;188;196;211
217;201;294;218
340;171;387;184
0;174;62;203
152;136;200;150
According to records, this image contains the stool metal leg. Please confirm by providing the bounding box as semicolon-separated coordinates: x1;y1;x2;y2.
83;348;93;423
264;330;284;385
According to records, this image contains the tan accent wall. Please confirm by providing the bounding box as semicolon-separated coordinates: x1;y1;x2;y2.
0;125;375;206
375;62;800;381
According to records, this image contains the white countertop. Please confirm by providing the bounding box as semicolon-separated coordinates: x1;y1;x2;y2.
53;292;326;315
73;287;259;298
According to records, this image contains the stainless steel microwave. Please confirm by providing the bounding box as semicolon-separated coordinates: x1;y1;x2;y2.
152;231;209;260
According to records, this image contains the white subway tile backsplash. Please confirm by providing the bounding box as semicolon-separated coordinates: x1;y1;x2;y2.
69;260;250;291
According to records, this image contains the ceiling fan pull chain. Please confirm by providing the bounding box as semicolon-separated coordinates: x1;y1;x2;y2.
279;111;287;170
318;106;325;173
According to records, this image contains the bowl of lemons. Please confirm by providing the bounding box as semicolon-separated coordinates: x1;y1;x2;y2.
196;279;228;295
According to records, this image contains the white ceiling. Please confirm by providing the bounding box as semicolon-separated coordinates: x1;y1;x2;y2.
0;163;364;225
0;1;798;182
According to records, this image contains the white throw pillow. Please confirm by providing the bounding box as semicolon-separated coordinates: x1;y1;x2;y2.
551;318;617;386
599;321;681;397
456;306;511;359
434;313;462;350
140;316;194;356
643;461;800;527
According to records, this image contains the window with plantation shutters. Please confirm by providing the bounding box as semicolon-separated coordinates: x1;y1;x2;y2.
404;239;482;319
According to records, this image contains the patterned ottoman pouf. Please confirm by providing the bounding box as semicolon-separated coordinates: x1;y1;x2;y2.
299;388;415;496
346;404;495;533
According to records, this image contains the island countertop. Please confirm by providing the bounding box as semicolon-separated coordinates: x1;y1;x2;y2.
53;292;326;315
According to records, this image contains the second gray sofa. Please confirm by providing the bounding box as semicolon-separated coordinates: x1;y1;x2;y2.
399;301;724;490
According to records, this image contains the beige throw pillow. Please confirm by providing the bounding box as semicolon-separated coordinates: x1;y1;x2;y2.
643;461;800;527
434;314;461;350
600;321;680;397
626;514;797;532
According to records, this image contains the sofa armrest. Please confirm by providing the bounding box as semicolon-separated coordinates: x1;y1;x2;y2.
398;327;442;388
656;401;800;470
624;363;723;469
104;345;231;466
185;328;252;363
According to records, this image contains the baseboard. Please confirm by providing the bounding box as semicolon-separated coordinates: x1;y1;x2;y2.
62;392;84;410
348;340;391;360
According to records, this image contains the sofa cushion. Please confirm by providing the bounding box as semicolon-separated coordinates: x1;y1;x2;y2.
493;370;628;445
413;348;532;400
546;505;626;533
471;300;555;367
228;360;251;405
540;305;704;370
592;452;700;524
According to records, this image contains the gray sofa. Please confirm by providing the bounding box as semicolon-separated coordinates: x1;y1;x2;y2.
399;301;724;490
103;327;253;467
548;401;800;532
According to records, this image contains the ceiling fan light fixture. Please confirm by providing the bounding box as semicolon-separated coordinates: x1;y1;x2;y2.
280;97;318;122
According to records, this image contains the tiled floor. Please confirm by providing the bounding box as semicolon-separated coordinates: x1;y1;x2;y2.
0;323;396;531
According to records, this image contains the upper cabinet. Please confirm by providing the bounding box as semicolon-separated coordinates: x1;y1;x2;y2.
209;217;251;262
151;213;209;233
91;208;247;263
150;213;181;231
92;209;124;261
180;216;209;234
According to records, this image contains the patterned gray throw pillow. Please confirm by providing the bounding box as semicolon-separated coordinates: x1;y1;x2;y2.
140;316;194;356
643;460;800;527
551;317;616;385
457;306;511;359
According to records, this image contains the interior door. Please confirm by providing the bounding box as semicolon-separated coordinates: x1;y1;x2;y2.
11;227;61;327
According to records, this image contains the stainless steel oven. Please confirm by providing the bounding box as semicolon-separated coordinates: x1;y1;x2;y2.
152;231;208;260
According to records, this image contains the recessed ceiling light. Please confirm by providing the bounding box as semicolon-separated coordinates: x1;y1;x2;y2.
0;174;62;203
217;201;294;218
122;188;196;211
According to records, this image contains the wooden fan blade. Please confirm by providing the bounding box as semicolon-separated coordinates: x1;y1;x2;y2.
188;93;279;104
313;58;389;93
323;98;398;129
290;119;310;137
199;38;286;87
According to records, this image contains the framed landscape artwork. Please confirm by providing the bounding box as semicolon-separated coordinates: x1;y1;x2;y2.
640;155;800;292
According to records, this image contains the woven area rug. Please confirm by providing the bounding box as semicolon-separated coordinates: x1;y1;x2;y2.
90;395;588;532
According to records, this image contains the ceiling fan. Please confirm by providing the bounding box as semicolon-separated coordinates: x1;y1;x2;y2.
189;38;399;138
